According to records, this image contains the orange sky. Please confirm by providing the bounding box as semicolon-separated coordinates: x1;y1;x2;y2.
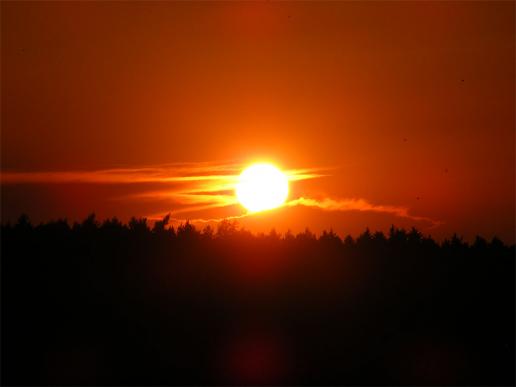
1;2;514;242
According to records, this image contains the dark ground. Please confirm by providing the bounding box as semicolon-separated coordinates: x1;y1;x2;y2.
1;214;514;385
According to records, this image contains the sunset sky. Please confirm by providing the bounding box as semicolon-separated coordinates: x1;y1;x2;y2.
1;2;514;242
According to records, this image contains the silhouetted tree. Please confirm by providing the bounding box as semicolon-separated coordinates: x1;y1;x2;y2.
152;213;171;234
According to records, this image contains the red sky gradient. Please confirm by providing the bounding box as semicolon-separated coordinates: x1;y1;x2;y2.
1;2;514;242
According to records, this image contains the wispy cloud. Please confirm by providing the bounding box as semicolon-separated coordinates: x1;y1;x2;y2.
286;197;442;227
150;196;441;230
0;162;325;215
0;162;325;185
0;162;243;184
1;162;441;229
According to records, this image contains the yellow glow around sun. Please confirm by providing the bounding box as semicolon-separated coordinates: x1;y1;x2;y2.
236;163;289;212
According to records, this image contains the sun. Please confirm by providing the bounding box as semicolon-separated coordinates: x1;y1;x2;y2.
236;163;289;212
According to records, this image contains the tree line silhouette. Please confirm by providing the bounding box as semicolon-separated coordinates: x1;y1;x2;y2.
1;213;514;385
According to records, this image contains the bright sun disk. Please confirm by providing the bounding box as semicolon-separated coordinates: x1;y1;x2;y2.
236;163;289;212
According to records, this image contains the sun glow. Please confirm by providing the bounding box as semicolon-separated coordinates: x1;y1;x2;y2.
236;163;289;212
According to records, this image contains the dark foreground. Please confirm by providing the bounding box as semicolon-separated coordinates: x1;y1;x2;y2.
1;215;514;385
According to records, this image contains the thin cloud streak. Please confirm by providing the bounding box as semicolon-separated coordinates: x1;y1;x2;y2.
152;195;441;230
0;163;324;185
287;197;443;227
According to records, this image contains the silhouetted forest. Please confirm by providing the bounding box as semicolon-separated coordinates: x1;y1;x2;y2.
1;214;514;386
